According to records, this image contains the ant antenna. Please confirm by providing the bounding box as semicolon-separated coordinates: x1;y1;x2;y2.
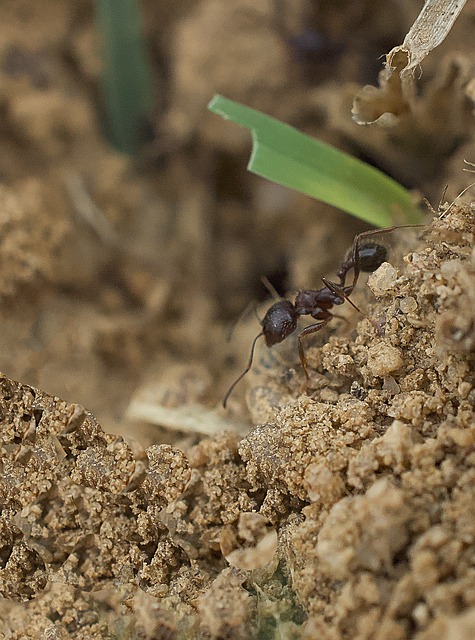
223;332;264;408
260;276;282;301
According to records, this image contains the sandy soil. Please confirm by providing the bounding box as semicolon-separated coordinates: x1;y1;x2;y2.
0;1;475;638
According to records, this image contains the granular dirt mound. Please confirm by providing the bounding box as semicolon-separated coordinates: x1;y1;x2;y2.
1;205;475;639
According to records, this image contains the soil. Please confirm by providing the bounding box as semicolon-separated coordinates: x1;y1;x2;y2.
0;1;475;639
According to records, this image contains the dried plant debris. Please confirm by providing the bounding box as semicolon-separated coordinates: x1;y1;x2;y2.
352;0;468;125
126;362;249;436
328;53;475;188
2;206;475;638
328;1;475;189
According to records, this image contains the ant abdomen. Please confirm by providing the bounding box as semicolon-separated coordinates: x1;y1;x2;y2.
357;243;387;273
261;300;298;346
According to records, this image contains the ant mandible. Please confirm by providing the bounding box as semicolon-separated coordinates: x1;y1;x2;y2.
223;225;420;408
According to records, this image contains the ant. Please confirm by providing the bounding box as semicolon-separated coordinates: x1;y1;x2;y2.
223;225;422;408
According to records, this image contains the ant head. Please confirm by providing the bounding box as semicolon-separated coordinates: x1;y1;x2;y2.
357;242;387;273
223;300;298;408
261;300;298;346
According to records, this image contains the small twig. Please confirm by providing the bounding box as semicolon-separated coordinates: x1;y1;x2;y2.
65;173;120;247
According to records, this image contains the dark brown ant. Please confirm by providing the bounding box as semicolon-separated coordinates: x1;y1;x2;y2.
223;225;421;407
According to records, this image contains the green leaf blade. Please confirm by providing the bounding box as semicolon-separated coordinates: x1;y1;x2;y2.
95;0;156;155
209;95;421;227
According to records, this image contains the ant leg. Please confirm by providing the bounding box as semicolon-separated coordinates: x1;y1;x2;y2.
297;319;331;380
321;277;364;316
223;332;264;408
323;277;380;330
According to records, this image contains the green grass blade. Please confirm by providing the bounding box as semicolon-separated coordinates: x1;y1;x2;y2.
208;95;421;227
95;0;155;155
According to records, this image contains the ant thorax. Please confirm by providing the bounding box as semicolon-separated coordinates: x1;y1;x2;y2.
295;288;344;316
